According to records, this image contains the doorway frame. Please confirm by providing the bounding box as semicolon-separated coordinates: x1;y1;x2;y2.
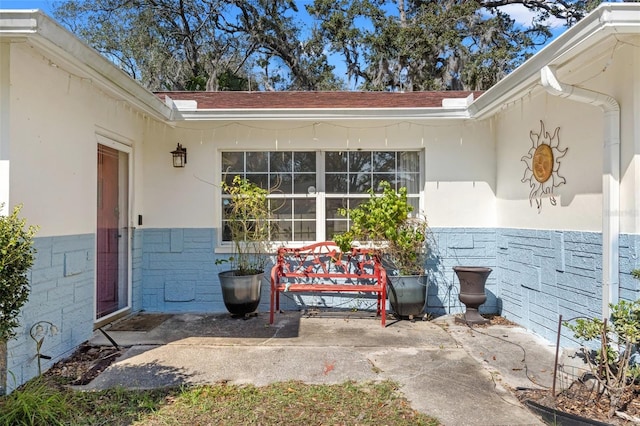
95;131;134;328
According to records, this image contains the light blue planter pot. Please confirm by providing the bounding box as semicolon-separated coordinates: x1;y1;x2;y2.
387;274;427;319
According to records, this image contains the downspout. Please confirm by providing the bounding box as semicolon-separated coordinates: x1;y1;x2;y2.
540;65;620;320
0;42;10;215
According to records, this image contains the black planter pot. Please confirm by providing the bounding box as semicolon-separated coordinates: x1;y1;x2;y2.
524;400;611;426
453;266;492;325
218;270;263;316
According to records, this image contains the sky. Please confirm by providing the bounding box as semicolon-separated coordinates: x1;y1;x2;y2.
0;0;56;13
2;0;566;89
2;0;566;32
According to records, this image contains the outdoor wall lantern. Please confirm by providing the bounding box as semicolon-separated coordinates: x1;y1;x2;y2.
171;143;187;168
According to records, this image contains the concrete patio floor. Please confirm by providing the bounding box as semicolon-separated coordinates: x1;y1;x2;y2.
84;310;566;425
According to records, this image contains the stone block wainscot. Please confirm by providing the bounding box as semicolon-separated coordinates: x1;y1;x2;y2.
6;235;95;393
135;227;640;349
7;228;639;393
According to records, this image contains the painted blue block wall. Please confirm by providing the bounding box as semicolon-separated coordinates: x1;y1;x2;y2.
7;234;95;393
141;228;227;312
131;229;144;312
141;228;282;314
426;228;498;316
140;227;502;316
620;233;640;301
427;228;638;347
137;227;640;349
425;229;634;346
497;229;607;346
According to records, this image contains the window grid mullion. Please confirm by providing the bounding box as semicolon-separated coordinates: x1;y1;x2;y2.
222;150;421;243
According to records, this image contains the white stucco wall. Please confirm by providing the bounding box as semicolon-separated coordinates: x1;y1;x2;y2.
0;42;9;214
494;35;640;233
567;36;640;236
618;39;640;235
8;42;154;237
495;92;603;231
142;118;497;231
424;120;496;228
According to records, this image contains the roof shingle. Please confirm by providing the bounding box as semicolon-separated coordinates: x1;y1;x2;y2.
156;91;482;109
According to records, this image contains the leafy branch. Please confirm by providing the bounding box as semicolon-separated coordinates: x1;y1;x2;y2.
220;176;271;275
333;181;428;275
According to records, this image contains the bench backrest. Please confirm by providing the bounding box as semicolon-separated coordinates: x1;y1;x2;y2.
272;241;384;286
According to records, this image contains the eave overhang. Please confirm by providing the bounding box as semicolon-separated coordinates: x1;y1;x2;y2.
468;3;640;119
0;9;174;122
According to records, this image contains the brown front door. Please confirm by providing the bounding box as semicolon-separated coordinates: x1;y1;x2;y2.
97;144;129;318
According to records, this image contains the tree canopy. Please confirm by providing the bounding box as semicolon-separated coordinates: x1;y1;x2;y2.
53;0;623;92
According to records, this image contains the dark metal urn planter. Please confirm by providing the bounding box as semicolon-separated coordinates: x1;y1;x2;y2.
218;270;263;316
453;266;492;325
388;275;427;320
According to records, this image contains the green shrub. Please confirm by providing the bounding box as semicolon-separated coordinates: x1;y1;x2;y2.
333;181;429;275
565;269;640;418
0;204;38;342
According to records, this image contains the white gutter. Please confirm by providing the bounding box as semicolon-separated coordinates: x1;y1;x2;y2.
175;107;471;121
540;65;620;319
0;42;9;215
165;94;475;121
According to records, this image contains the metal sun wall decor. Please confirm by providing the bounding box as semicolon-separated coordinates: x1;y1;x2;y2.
521;120;568;213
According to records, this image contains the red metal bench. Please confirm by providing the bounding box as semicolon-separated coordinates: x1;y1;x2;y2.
270;241;387;327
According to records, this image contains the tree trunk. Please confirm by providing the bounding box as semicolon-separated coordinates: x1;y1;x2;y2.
0;339;7;395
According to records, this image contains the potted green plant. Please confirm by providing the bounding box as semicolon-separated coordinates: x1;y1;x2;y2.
217;176;271;316
0;204;38;395
333;181;429;319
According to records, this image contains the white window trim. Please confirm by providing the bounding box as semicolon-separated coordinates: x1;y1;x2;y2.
217;149;424;248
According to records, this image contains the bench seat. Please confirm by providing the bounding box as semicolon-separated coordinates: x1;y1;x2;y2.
270;241;387;327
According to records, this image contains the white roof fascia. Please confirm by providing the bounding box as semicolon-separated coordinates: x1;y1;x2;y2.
175;107;471;121
0;10;175;122
468;3;640;119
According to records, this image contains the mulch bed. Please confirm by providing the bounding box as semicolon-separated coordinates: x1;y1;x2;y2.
452;313;520;327
516;371;640;424
43;314;170;386
44;344;124;386
466;314;640;424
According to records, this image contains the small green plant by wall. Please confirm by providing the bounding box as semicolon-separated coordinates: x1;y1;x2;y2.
333;181;428;276
565;268;640;418
0;204;39;394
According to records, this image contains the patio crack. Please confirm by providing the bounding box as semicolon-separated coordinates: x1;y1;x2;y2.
367;357;383;374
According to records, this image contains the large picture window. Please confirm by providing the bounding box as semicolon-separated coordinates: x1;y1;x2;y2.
222;151;421;243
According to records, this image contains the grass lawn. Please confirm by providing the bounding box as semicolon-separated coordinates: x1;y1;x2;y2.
1;376;440;425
